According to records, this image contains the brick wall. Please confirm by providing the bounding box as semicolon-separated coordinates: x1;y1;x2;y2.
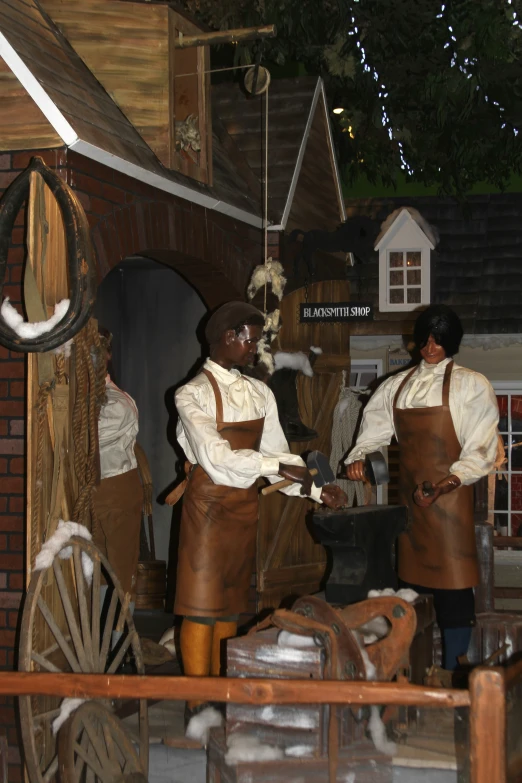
0;146;263;781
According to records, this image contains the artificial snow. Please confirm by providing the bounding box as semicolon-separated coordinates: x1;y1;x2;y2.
52;698;85;735
368;706;397;757
158;626;177;657
35;520;93;584
273;351;314;377
277;630;319;648
1;297;69;339
185;706;223;746
285;744;315;758
225;733;285;765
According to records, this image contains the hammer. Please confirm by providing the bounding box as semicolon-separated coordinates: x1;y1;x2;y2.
262;450;335;496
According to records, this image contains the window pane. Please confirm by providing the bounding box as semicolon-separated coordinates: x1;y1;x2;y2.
407;269;421;285
389;251;403;268
512;396;522;432
389;288;404;304
497;395;508;432
390;270;404;285
406;251;421;266
407;288;421;303
360;372;377;387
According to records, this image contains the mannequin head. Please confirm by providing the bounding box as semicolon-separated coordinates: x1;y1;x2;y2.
205;302;265;370
414;304;463;362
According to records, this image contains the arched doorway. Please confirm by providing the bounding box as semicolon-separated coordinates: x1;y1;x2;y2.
94;257;207;616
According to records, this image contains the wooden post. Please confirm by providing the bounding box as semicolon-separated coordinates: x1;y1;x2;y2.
469;667;507;783
174;24;276;48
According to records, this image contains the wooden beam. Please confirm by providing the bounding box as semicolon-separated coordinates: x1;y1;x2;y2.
0;672;471;708
174;24;276;48
469;668;506;783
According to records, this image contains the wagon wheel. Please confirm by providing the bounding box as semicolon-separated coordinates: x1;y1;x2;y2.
58;701;148;783
19;536;149;783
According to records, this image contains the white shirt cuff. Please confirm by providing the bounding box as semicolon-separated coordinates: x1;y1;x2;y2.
260;456;281;477
309;482;323;502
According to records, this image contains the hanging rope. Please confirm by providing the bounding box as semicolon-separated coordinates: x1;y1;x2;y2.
32;379;55;560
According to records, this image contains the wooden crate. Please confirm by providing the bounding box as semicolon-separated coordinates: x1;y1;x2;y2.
468;612;522;665
207;727;392;783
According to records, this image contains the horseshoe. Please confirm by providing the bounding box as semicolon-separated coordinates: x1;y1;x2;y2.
0;156;96;353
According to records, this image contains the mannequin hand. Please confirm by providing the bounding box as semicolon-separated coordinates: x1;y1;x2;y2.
346;460;365;481
320;484;347;509
279;463;313;496
413;475;461;508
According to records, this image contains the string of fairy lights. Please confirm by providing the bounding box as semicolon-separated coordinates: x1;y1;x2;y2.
334;0;521;168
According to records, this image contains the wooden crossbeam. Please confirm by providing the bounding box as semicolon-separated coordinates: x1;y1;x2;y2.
174;24;276;48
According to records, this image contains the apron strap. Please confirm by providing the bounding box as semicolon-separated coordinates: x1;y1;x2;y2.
203;369;224;425
442;360;454;409
393;366;417;411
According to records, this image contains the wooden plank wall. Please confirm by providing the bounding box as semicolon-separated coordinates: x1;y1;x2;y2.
0;58;61;150
40;0;171;165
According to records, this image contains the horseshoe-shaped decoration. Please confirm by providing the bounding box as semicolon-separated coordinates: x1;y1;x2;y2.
0;156;96;353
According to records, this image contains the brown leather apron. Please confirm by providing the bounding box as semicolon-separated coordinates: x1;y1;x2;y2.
174;370;265;618
393;361;479;590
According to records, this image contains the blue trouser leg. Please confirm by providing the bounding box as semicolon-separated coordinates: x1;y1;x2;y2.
443;627;472;670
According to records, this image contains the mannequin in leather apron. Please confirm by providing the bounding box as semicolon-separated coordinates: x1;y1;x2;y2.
346;305;499;669
174;302;347;714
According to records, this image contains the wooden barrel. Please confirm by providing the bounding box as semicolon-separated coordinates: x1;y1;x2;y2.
135;560;166;610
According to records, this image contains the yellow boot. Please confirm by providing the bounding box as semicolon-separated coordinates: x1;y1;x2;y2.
180;618;213;711
210;621;237;677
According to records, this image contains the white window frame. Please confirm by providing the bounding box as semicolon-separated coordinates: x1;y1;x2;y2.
376;209;433;313
491;381;522;537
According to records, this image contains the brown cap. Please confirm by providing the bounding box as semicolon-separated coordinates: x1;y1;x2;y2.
205;301;264;345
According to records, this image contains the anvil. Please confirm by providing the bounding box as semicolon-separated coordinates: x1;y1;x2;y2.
311;504;408;604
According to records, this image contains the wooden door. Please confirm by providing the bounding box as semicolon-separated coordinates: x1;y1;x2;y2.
256;280;351;610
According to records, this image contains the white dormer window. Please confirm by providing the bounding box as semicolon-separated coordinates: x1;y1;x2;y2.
375;208;436;312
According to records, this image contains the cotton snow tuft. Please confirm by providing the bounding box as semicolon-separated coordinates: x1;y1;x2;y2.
158;627;177;657
368;706;396;757
35;520;93;584
277;630;319;648
285;745;315;758
1;297;69;339
273;351;314;377
225;733;284;764
185;706;223;746
52;698;85;735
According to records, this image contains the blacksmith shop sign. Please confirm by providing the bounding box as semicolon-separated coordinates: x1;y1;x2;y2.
300;302;373;323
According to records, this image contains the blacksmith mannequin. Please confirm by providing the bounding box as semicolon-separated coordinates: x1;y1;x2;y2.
346;305;499;669
175;302;346;714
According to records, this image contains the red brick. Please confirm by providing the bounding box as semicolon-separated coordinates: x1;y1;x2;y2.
0;402;23;417
0;518;22;533
7;611;18;628
0;346;9;360
8;764;22;783
0;477;23;495
8;265;22;284
8;458;23;475
0;706;15;723
14;207;24;227
7;533;22;551
9;421;23;436
0;552;22;570
0;649;6;667
8;745;20;765
0;285;21;303
0;154;11;170
8;573;22;590
0;383;7;398
74;189;91;211
0;593;22;610
0;171;19;189
8;497;23;512
69;152;113;182
0;630;15;647
101;183;126;204
0;575;6;589
6;247;23;264
90;197;114;216
0;363;24;380
0;612;6;628
12;148;67;169
8;381;23;398
10;228;24;246
0;461;6;475
0;499;6;512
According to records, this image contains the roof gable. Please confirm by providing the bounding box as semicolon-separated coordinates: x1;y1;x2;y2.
374;208;435;251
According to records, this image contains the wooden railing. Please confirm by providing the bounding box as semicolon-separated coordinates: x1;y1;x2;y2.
3;666;521;782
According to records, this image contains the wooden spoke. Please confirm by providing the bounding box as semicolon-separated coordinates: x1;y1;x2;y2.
102;720;118;770
99;589;119;673
81;713;111;774
107;631;135;675
91;554;101;671
52;559;91;672
33;708;62;727
40;635;72;659
42;755;58;783
31;651;62;673
37;596;81;673
72;544;94;670
72;740;110;782
73;728;89;778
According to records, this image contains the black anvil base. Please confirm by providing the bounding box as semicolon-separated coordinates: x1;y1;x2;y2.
311;504;408;605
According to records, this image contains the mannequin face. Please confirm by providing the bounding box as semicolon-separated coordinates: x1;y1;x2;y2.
421;334;446;364
212;324;262;370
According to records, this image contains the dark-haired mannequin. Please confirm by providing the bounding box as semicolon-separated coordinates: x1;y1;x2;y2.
346;306;499;669
174;303;346;714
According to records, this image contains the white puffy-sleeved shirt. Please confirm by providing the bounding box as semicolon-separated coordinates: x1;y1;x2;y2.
346;358;499;486
175;359;322;501
98;377;139;480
